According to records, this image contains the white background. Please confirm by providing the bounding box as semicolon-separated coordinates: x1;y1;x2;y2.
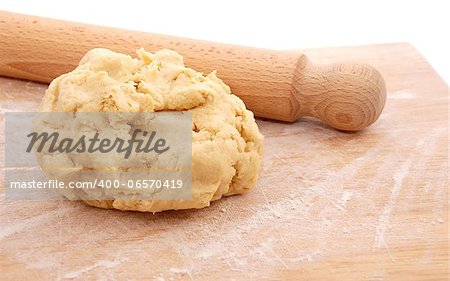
1;0;448;82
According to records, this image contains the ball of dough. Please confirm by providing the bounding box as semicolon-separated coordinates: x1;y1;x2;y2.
39;48;264;212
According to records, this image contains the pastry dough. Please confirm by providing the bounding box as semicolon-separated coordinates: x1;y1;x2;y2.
39;48;264;212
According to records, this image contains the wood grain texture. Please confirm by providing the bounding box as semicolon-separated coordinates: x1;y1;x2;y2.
0;11;385;131
0;43;448;280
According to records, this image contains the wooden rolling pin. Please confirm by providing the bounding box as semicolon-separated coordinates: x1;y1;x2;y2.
0;11;386;131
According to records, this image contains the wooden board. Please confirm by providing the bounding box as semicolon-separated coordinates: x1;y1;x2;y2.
0;43;448;280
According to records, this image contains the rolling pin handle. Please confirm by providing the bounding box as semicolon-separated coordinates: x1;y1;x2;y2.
292;56;386;131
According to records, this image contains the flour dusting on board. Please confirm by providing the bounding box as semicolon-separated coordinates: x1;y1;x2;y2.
375;159;412;248
389;91;416;99
339;191;353;208
64;257;128;279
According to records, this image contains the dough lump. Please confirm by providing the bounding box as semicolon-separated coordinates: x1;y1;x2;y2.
39;48;264;212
